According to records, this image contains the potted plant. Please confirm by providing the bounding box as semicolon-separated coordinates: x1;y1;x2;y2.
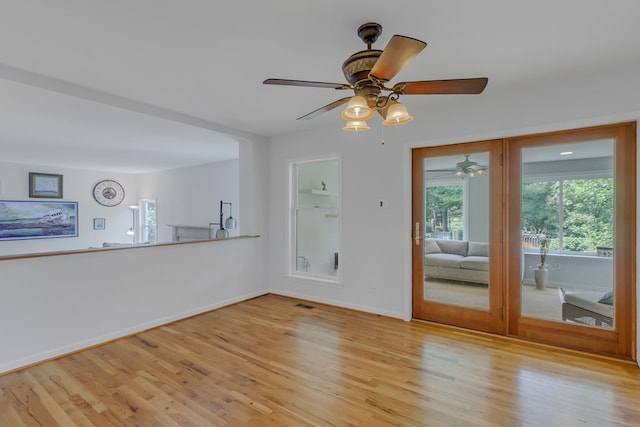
534;236;549;289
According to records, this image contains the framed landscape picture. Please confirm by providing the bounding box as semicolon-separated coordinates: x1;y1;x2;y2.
29;172;63;198
0;200;78;241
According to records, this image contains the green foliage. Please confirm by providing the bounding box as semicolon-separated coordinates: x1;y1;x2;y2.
425;185;463;234
521;182;559;236
563;179;614;250
521;178;614;252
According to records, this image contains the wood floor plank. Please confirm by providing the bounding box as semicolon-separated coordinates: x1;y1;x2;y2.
1;294;640;426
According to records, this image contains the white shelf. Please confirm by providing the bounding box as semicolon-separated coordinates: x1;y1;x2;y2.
311;189;336;196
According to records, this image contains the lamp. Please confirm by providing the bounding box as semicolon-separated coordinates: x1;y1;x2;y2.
210;200;237;239
382;101;413;126
341;95;374;120
452;155;487;179
126;205;139;242
343;120;370;132
340;91;414;132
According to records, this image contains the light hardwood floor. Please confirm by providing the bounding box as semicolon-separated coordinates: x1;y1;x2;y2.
1;294;639;426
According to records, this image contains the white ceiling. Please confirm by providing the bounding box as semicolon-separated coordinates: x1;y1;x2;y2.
1;1;639;173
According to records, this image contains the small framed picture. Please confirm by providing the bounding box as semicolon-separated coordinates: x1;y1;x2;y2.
93;218;106;230
29;172;63;198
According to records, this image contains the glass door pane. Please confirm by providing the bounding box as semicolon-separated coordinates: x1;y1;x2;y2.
520;140;614;329
423;153;490;310
413;139;504;335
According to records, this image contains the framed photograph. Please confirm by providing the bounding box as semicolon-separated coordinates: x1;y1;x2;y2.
29;172;63;198
93;217;106;230
0;200;78;241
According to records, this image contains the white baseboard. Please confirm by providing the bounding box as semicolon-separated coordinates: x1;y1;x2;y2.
0;289;269;375
270;289;405;320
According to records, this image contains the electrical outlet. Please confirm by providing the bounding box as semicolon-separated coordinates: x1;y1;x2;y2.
369;277;377;289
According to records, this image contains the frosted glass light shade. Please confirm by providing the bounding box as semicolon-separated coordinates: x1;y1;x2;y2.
343;120;370;132
341;96;374;120
383;102;413;126
225;216;237;229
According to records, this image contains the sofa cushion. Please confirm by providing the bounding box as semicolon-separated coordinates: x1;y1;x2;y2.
425;253;465;268
468;242;489;257
435;240;468;256
425;238;442;254
598;290;614;305
460;256;489;272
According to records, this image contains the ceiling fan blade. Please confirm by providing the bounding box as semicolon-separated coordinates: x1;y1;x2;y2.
264;78;351;90
369;35;427;83
394;78;489;95
297;97;352;120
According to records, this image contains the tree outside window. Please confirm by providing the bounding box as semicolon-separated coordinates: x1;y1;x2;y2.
521;178;613;252
425;184;463;240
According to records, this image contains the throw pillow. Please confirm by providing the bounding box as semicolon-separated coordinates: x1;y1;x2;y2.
425;239;442;254
468;242;489;257
435;239;468;256
598;290;614;305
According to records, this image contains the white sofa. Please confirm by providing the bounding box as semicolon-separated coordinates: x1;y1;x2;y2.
559;288;613;328
424;239;489;285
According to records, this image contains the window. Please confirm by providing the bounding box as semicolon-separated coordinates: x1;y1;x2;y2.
139;198;157;244
521;141;613;254
425;184;464;240
290;158;340;281
522;178;613;253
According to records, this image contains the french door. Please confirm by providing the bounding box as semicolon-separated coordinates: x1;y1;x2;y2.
506;123;636;357
412;122;636;358
412;139;505;334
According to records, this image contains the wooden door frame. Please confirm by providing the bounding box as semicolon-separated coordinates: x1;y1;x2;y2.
412;122;636;360
412;139;505;334
506;122;636;359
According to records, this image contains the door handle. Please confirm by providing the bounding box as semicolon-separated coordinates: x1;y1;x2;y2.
415;222;421;245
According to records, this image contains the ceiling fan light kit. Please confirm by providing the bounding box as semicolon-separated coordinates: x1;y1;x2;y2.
341;95;374;120
264;22;488;132
382;101;413;126
343;120;371;132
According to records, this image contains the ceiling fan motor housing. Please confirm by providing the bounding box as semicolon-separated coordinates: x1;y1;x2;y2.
342;22;385;103
342;50;382;86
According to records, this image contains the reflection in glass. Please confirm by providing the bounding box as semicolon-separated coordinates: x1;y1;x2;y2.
423;153;490;310
520;140;614;329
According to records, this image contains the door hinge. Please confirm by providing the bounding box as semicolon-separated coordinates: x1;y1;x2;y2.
500;153;504;166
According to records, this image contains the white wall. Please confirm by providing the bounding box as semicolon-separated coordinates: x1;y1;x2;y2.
0;238;265;373
467;177;489;242
138;159;240;243
265;63;640;360
0;136;269;374
268;128;407;318
0;162;138;255
521;252;612;291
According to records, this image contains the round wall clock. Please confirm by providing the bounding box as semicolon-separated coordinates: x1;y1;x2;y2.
92;179;125;207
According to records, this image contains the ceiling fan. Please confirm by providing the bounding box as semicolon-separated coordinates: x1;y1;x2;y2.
264;22;488;131
427;155;488;178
